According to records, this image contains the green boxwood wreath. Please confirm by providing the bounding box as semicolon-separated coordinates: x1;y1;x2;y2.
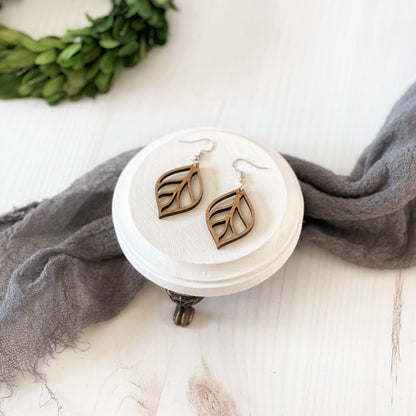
0;0;174;105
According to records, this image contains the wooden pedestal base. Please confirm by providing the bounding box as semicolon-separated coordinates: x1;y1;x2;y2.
166;290;204;326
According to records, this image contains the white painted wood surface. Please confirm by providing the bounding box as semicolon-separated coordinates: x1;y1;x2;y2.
113;128;303;296
0;0;415;414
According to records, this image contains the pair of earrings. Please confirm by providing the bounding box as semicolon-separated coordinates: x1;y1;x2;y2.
155;139;267;249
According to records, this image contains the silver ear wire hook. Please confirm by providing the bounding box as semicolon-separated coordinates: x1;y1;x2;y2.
179;138;214;166
232;158;269;190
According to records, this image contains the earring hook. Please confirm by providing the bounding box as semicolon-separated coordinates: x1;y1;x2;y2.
179;138;214;166
232;158;269;190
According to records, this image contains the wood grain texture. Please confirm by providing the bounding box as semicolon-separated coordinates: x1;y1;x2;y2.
155;163;203;219
1;0;416;414
206;188;255;250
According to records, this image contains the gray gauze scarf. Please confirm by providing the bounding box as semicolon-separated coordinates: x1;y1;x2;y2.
1;82;416;393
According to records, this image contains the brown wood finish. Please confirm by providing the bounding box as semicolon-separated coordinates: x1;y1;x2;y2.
206;188;255;249
155;163;203;219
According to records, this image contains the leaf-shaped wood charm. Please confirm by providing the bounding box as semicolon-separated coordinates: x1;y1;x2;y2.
155;163;203;219
206;188;255;249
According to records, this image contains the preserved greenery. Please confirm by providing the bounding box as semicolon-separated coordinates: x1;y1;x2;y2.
0;0;174;105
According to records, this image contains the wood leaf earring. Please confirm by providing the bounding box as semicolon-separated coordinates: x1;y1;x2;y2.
155;138;214;219
206;158;268;249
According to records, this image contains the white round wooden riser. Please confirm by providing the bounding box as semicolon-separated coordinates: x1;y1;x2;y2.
112;128;304;297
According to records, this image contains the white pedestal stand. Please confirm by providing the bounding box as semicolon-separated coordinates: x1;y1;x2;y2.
112;128;304;325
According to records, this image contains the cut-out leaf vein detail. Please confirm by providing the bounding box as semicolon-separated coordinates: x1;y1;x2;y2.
155;163;203;218
206;188;255;249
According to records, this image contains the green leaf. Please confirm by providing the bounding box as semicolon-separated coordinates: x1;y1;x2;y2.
118;41;139;57
60;33;79;43
27;73;48;86
21;36;49;52
38;37;65;50
66;28;92;37
4;49;37;70
99;39;120;49
112;16;125;39
83;83;98;97
15;67;31;77
80;35;95;45
126;4;140;18
39;63;61;77
35;49;58;65
22;68;48;86
118;21;130;38
60;67;76;75
42;75;65;98
148;9;164;27
0;50;10;60
46;92;65;106
151;0;170;6
139;36;147;59
57;52;85;70
18;82;35;97
67;70;88;88
30;84;46;98
136;0;153;19
122;51;140;67
98;32;113;41
0;74;21;98
0;28;25;46
155;19;168;44
94;71;111;93
110;60;123;86
94;16;114;33
64;83;83;96
22;68;41;83
71;53;85;71
86;13;97;24
131;20;146;31
99;52;117;74
58;43;82;62
84;46;101;64
117;28;138;44
86;62;100;80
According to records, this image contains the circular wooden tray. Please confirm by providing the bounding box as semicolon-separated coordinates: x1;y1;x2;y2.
113;128;304;297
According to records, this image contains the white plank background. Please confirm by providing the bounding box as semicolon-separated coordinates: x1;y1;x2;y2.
0;0;415;414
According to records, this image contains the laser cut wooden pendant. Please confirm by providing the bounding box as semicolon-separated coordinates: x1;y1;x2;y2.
155;163;203;219
206;188;255;249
